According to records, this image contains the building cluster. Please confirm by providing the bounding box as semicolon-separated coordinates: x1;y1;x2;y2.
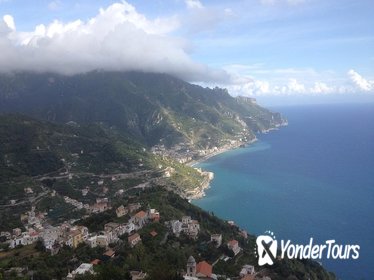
0;203;160;257
184;255;257;280
166;215;201;239
7;228;40;249
63;196;112;214
5;221;89;252
115;202;141;218
151;143;194;164
76;205;159;251
64;196;90;210
0;185;262;280
90;198;111;214
1;206;45;248
20;206;45;229
151;142;241;164
180;232;257;280
151;130;250;164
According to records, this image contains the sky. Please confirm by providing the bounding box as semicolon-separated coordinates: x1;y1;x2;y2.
0;0;373;105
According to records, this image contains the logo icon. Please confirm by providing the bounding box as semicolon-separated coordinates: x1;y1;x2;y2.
255;230;360;265
256;231;277;266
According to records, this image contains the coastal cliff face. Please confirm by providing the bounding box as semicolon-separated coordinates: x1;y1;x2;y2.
183;169;214;200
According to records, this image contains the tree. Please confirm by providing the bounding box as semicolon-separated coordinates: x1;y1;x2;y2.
96;264;128;280
35;240;46;252
149;262;183;280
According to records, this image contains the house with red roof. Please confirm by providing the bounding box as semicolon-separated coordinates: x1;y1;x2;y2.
241;275;255;280
90;259;101;265
133;210;148;228
227;239;241;256
185;257;217;280
128;233;141;247
196;261;212;278
149;230;158;237
103;249;115;259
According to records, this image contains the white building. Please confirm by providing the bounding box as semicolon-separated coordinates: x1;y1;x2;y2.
86;236;97;248
240;265;255;277
170;220;183;237
40;226;60;250
66;263;94;279
96;235;109;247
210;234;222;248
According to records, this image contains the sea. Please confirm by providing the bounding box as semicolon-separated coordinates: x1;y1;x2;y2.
193;103;374;280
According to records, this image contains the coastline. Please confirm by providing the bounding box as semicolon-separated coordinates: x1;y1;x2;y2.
187;105;374;280
185;137;258;201
184;170;214;201
187;137;258;168
186;120;288;201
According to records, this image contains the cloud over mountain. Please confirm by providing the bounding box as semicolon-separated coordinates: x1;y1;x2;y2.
0;2;229;83
0;0;372;99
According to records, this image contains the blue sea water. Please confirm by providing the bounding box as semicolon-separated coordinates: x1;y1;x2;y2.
193;103;374;280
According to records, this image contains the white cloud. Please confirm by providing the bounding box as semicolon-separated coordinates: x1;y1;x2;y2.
348;69;373;92
3;14;15;30
224;78;334;97
0;1;229;82
254;80;271;94
287;78;306;93
210;64;374;97
310;82;333;94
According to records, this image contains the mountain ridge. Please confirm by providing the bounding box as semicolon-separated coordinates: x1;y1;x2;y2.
0;71;286;150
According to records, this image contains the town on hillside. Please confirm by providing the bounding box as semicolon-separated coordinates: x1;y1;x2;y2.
0;176;265;280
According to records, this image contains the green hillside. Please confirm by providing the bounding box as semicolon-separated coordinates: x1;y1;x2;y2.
0;71;285;149
0;114;207;229
0;114;150;180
